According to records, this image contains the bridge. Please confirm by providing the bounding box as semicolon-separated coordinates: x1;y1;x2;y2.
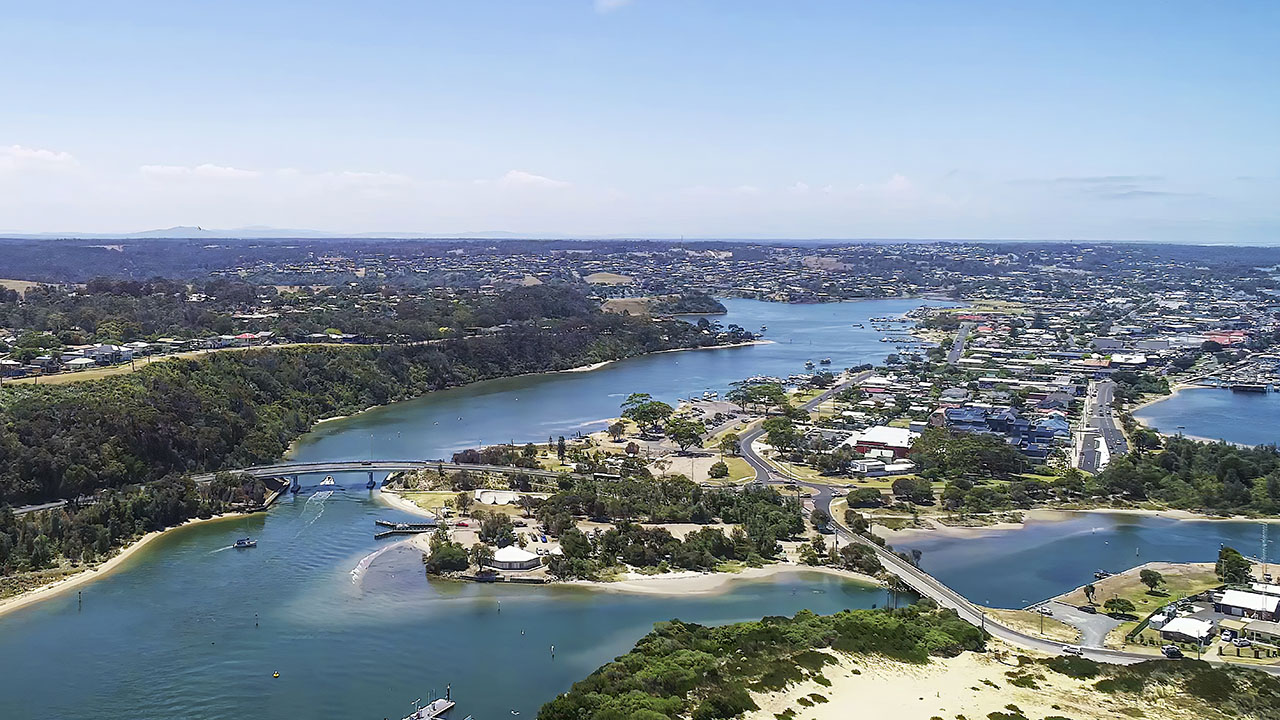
13;461;586;516
187;460;588;485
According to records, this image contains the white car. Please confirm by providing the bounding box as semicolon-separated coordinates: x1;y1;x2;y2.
1061;645;1084;657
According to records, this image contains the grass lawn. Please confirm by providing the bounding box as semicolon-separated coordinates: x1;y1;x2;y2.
394;491;459;513
1055;561;1220;611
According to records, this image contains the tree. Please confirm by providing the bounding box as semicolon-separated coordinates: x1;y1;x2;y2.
891;476;935;505
454;491;473;515
664;417;706;452
557;436;567;461
761;416;799;450
607;421;627;442
708;461;729;479
1216;546;1252;584
1083;583;1096;604
1103;597;1136;616
718;433;740;457
478;512;516;547
847;487;884;508
621;393;675;433
1139;568;1165;593
469;543;495;568
424;539;470;574
810;508;831;532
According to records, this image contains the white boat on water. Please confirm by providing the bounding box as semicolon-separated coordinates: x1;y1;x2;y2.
319;476;336;487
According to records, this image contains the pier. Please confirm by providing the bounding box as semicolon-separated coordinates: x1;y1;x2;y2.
373;519;439;539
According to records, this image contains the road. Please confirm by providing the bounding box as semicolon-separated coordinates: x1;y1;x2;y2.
733;373;1280;672
947;322;973;365
12;461;587;515
1077;379;1128;473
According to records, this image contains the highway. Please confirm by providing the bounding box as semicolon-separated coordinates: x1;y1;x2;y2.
947;322;973;365
1077;379;1128;473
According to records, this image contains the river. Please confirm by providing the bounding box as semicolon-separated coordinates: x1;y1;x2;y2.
1;297;1275;719
892;512;1276;609
1134;386;1280;446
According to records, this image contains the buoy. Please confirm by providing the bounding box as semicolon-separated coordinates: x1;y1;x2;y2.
273;672;280;678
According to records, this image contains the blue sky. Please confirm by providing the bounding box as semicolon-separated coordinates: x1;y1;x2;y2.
1;0;1277;241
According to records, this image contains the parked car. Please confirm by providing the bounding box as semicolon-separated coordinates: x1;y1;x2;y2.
1078;605;1097;614
1161;645;1183;658
1061;645;1084;657
1233;637;1252;648
1036;606;1054;616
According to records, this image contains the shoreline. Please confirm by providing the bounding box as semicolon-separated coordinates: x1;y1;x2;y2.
1130;385;1258;447
289;338;775;453
875;506;1280;543
565;562;881;596
374;488;443;520
0;512;243;620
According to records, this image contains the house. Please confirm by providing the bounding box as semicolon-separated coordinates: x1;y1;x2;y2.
1159;616;1216;644
1243;619;1280;645
487;545;541;571
843;425;918;459
1215;589;1280;621
64;357;98;371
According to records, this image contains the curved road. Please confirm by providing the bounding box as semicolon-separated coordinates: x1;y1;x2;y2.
735;372;1280;673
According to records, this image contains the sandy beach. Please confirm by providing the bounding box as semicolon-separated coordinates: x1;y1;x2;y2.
743;642;1187;720
375;488;443;519
569;562;880;596
0;513;241;620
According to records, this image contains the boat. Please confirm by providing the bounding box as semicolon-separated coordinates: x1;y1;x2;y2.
234;538;257;549
402;694;455;720
804;360;815;369
760;325;767;330
319;476;336;487
819;358;832;365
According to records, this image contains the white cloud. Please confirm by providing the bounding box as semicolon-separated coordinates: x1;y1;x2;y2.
594;0;633;13
0;145;77;174
498;169;570;189
140;163;260;179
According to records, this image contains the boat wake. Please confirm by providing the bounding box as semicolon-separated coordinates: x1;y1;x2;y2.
208;545;235;554
351;539;410;586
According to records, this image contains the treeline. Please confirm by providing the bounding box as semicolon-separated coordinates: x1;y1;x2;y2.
0;280;609;349
0;312;732;506
1;473;263;584
1095;436;1280;514
535;477;803;579
537;605;985;720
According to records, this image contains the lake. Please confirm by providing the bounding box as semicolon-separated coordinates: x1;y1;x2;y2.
1134;387;1280;447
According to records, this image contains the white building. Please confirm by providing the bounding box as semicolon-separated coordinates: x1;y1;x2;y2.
487;546;541;571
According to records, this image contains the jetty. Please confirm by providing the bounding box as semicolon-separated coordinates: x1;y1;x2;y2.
374;519;438;539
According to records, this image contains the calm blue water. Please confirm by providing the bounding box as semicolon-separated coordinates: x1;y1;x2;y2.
0;487;887;720
1134;387;1280;446
291;297;949;461
895;512;1276;608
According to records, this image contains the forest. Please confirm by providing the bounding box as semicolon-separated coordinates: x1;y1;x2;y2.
0;305;748;507
0;473;264;592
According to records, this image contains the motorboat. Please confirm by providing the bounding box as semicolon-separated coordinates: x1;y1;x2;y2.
319;476;337;487
819;358;832;365
234;538;257;549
